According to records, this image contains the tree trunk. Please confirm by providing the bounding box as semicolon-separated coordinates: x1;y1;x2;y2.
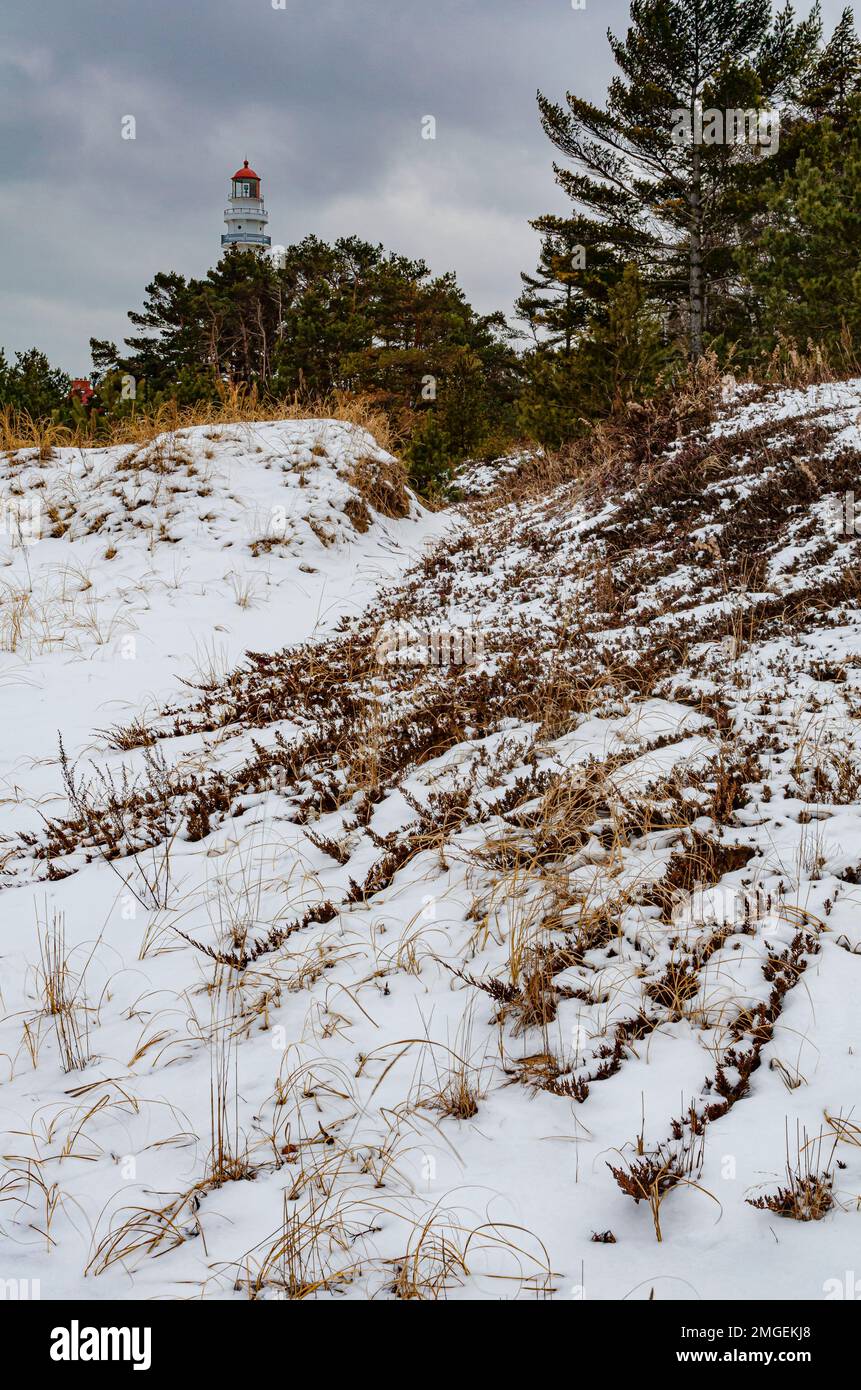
565;281;573;356
689;141;704;361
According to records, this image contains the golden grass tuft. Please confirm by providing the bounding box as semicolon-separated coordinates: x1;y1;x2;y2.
0;388;400;456
345;453;411;519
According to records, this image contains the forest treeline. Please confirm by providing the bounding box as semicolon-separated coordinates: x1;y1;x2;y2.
3;0;860;492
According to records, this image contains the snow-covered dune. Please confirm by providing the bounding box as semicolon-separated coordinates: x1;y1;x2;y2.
0;420;449;844
0;391;859;1301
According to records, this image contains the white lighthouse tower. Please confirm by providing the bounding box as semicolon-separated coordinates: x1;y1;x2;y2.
222;159;271;253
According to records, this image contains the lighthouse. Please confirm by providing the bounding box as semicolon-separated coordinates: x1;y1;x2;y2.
222;160;271;252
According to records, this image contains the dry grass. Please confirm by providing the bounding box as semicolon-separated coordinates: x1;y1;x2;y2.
760;329;860;388
608;1133;718;1243
233;1190;363;1300
747;1124;839;1222
413;1012;486;1121
345;453;410;519
206;967;255;1186
0;566;143;658
388;1210;555;1300
0;583;33;653
0;388;398;456
86;1185;207;1275
35;909;91;1072
824;1111;861;1150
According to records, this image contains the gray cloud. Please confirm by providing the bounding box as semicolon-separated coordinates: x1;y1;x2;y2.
0;0;844;372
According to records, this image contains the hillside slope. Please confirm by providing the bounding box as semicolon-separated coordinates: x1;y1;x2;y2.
1;386;859;1300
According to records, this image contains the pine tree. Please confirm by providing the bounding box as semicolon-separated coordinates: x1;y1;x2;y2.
576;263;675;414
802;6;861;121
516;350;583;449
0;347;71;418
90;239;518;447
517;264;674;445
516;216;598;353
404;412;453;496
536;0;821;359
740;97;861;349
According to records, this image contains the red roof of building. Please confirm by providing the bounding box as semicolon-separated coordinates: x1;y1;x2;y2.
231;160;260;181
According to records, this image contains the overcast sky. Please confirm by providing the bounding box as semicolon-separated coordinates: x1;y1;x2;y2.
0;0;844;373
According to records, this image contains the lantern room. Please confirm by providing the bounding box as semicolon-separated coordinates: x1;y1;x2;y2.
231;160;260;199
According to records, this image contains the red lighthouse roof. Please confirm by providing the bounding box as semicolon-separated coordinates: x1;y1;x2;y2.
232;159;260;181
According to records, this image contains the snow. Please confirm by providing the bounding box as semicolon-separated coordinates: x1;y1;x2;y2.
0;390;859;1301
